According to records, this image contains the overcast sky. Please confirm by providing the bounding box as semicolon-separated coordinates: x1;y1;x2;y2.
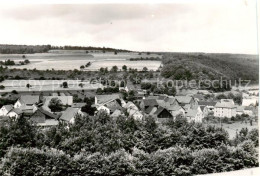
0;1;258;54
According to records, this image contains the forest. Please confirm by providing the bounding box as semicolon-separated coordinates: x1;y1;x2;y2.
161;52;259;83
0;45;51;54
0;113;258;175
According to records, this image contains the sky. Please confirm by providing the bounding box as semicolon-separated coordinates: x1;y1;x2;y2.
0;1;258;54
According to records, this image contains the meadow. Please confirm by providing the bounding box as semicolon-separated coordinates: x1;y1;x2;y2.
0;50;162;71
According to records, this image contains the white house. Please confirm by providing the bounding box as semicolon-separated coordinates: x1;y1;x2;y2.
129;109;143;120
7;108;23;119
14;95;39;114
186;106;204;123
124;101;139;113
96;105;110;114
198;101;217;116
242;98;258;106
0;105;13;116
214;99;236;118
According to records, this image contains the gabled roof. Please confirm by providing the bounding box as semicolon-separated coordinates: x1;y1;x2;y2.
9;108;23;115
164;96;176;105
2;105;13;113
124;101;138;110
215;99;235;108
145;106;156;114
129;109;142;117
111;109;122;117
166;103;183;111
198;101;217;106
158;95;168;100
143;99;158;107
59;107;79;122
19;95;39;105
175;96;193;104
105;100;122;113
96;94;120;105
193;94;205;100
38;107;59;119
154;106;172;116
200;106;205;111
186;109;199;118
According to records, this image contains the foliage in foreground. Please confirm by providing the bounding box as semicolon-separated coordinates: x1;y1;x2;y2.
0;114;258;175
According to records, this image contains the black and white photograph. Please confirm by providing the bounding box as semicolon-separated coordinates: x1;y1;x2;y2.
0;0;259;175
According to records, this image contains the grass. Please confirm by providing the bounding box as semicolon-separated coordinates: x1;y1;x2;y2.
204;120;258;139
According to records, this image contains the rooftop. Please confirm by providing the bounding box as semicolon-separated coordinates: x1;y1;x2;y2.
19;95;40;105
96;94;120;105
60;107;79;122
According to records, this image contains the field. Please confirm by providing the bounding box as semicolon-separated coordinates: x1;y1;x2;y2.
205;120;258;139
0;79;104;92
0;50;162;71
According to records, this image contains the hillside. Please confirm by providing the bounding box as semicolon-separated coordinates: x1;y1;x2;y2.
161;52;259;83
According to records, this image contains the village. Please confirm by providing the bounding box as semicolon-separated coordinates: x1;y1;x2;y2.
0;80;258;139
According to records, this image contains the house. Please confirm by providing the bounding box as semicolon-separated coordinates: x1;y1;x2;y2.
140;98;158;111
124;101;139;112
236;106;245;116
175;96;198;109
186;106;204;123
7;108;23;118
94;94;123;115
214;99;236;118
14;95;39;114
193;94;205;101
128;109;143;120
30;107;59;127
59;107;80;124
243;106;255;116
104;100;123;114
198;101;217;116
153;106;173;122
96;105;111;114
0;105;13;116
111;109;122;118
242;98;258;106
166;103;186;117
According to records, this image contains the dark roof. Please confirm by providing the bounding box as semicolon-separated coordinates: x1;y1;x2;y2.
38;107;59;119
154;106;172;117
145;106;155;114
198;101;217;106
143;99;158;107
10;108;23;115
175;96;193;104
200;106;205;111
